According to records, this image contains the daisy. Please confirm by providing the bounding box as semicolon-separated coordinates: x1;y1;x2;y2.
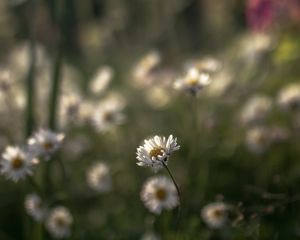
277;83;300;110
240;95;272;125
141;176;179;215
88;66;113;95
86;162;112;193
136;135;180;172
59;93;82;128
46;206;73;239
133;51;161;87
174;67;211;96
1;146;35;182
25;193;47;222
245;126;270;155
92;97;126;133
201;202;228;229
28;129;65;160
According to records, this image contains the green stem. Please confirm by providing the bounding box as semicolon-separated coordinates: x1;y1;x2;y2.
163;162;181;204
25;0;37;138
48;44;63;130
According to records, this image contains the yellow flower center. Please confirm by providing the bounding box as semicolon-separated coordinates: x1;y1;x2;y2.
149;147;164;159
103;111;114;122
187;77;198;86
55;216;67;227
211;208;224;219
43;141;53;151
12;156;24;169
155;188;167;201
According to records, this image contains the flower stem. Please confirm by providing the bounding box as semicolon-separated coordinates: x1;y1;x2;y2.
162;162;181;205
25;0;37;138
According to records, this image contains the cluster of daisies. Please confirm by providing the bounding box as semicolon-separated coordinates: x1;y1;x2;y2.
58;66;126;134
0;129;75;238
240;82;300;155
136;134;236;230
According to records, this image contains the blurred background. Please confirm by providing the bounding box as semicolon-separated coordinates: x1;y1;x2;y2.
1;0;300;239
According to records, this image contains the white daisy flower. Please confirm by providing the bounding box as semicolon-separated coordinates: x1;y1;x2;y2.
277;83;300;110
245;126;270;155
240;95;272;125
59;93;82;128
201;202;228;229
92;98;126;133
46;206;73;239
28;129;65;160
174;67;211;96
88;66;114;95
25;193;47;222
136;135;180;172
1;146;35;182
86;162;112;193
133;51;161;87
141;176;179;215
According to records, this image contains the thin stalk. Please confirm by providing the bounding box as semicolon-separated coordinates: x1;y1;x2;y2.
163;162;181;204
25;0;37;137
48;44;63;130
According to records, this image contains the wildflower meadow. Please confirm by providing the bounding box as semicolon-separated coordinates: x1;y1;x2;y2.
1;0;300;239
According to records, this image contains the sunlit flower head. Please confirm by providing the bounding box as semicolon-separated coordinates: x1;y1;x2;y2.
201;202;228;229
136;135;180;172
240;33;273;60
92;97;126;133
46;206;73;239
245;126;270;154
141;176;179;215
132;51;161;88
87;162;112;193
28;129;65;160
277;83;300;110
206;69;233;97
88;66;114;95
174;67;211;96
25;193;47;222
1;146;35;182
240;95;272;125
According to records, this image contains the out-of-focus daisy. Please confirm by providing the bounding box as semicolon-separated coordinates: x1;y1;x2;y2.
141;231;161;240
136;135;180;172
1;146;35;182
132;51;161;88
277;83;300;110
59;93;82;128
86;162;112;193
88;66;114;95
25;193;47;222
141;176;179;215
0;69;13;93
28;129;65;160
46;206;73;239
145;86;172;109
201;202;228;229
245;126;270;154
92;97;126;133
174;67;211;96
188;57;221;74
240;95;272;125
206;70;232;97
